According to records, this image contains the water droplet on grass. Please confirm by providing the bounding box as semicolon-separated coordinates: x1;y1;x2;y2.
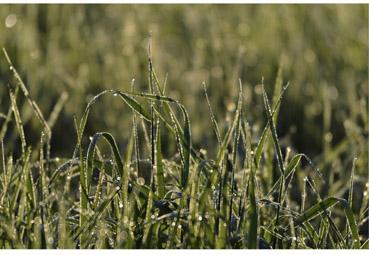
47;237;54;244
5;14;17;28
137;177;145;186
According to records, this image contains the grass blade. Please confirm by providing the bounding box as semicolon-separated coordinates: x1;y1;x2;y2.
296;197;360;249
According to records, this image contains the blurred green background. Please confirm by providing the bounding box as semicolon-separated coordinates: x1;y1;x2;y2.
0;5;367;176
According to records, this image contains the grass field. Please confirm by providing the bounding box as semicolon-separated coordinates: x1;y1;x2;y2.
0;4;368;249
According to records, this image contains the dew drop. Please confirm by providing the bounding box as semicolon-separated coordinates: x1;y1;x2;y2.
171;222;176;227
119;202;123;209
113;92;118;97
47;237;54;244
198;216;203;221
5;14;17;28
137;177;145;186
115;186;121;191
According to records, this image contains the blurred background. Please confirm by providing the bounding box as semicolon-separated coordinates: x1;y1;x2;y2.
0;5;367;177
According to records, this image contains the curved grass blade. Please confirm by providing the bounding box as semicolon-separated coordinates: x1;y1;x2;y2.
82;90;213;176
86;132;124;180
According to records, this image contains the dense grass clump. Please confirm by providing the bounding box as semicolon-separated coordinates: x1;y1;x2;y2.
0;47;367;249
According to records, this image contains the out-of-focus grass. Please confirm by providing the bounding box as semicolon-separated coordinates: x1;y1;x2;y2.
0;5;367;157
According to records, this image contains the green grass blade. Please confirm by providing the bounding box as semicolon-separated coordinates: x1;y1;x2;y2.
3;48;51;139
9;87;26;154
296;197;360;248
296;197;341;225
361;239;369;249
215;82;243;166
203;82;221;144
87;132;124;179
261;83;285;176
155;118;165;198
181;105;191;190
247;160;258;249
254;83;289;168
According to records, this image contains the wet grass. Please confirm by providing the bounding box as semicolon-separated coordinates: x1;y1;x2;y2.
0;46;367;249
0;5;367;249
